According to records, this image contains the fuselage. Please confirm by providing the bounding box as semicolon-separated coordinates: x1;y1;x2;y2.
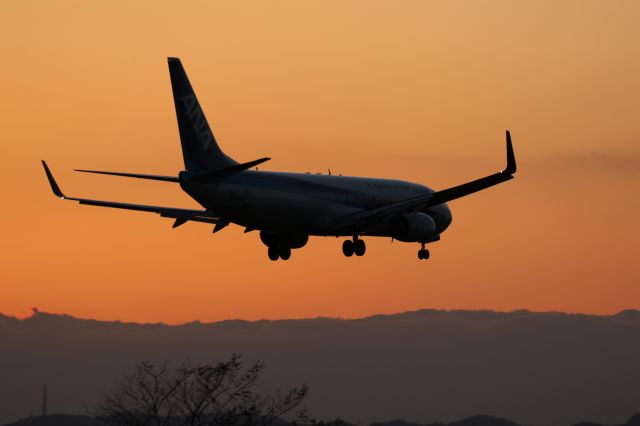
180;170;452;238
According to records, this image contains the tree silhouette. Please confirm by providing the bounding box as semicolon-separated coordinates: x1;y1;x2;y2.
96;354;312;426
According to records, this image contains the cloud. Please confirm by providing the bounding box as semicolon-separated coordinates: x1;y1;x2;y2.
554;151;640;170
535;151;640;177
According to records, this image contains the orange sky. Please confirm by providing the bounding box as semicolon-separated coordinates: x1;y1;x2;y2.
1;1;639;323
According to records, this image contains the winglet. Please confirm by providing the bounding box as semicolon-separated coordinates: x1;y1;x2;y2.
504;130;517;175
41;160;66;198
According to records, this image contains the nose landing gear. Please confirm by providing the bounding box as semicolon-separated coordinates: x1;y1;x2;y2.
417;242;430;260
342;236;366;257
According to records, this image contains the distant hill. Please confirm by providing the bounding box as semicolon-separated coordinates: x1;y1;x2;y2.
1;309;639;425
571;422;605;426
626;414;640;426
371;420;446;426
3;414;101;426
448;416;519;426
5;412;640;426
2;414;338;426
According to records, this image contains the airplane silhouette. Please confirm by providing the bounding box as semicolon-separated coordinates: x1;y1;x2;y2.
42;57;516;261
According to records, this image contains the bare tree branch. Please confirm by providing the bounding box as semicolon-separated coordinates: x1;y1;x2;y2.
96;355;317;426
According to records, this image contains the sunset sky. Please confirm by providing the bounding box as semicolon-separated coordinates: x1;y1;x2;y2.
1;1;638;323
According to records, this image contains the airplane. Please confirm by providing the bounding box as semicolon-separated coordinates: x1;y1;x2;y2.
42;57;517;261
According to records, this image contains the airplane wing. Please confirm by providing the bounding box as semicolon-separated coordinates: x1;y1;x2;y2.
42;161;221;228
329;131;517;231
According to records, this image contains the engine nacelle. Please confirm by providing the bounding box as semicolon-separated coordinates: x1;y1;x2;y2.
260;231;309;249
389;212;437;243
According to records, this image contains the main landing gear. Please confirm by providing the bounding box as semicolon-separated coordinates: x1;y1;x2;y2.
417;242;430;260
342;237;366;257
268;246;291;261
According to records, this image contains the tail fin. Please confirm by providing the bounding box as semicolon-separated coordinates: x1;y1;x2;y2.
168;57;237;172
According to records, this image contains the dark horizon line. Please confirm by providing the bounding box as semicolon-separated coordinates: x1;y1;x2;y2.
1;307;638;327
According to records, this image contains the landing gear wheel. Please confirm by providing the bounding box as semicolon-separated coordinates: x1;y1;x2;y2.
342;240;354;257
268;246;279;261
279;247;291;260
418;249;430;260
354;239;366;256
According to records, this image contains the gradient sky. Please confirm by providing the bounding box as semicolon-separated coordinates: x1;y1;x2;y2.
1;1;639;323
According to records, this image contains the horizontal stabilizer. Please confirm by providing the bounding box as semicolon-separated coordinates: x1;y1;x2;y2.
186;157;270;181
75;169;179;182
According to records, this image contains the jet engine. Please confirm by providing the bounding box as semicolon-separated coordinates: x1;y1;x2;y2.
260;231;309;249
389;212;437;242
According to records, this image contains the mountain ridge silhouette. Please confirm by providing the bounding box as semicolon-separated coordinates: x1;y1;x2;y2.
7;307;640;327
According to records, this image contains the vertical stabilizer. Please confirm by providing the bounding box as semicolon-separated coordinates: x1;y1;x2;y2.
168;57;237;171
